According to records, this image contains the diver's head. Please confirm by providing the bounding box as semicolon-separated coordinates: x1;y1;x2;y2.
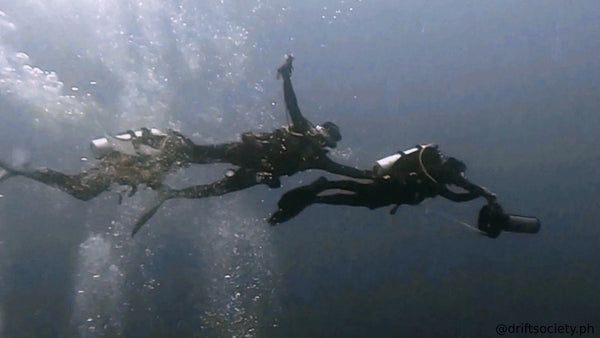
442;157;467;178
315;121;342;148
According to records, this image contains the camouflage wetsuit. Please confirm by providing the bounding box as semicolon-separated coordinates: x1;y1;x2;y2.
0;128;194;201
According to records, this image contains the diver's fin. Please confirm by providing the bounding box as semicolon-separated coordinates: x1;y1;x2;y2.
131;198;168;237
268;187;317;225
128;185;137;197
268;196;312;224
131;187;178;237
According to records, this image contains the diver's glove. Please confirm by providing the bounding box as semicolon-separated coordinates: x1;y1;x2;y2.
277;53;294;79
482;187;497;205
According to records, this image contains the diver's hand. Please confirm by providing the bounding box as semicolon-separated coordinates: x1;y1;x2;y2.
366;170;379;180
483;188;497;204
277;53;294;79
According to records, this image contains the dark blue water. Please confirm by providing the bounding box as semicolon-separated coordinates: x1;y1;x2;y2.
1;1;599;337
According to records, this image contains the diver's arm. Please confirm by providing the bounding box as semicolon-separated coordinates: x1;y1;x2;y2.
438;187;480;202
317;156;372;179
277;54;311;133
446;176;497;203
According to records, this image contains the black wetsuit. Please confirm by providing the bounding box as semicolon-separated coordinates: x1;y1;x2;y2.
269;149;496;224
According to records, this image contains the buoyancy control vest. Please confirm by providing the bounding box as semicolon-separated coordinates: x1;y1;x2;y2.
373;144;442;184
241;126;325;169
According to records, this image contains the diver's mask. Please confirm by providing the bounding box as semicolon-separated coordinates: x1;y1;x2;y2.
315;121;342;148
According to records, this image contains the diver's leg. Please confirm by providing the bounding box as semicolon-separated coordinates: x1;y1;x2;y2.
12;167;109;201
276;177;367;210
189;143;235;163
319;179;368;193
289;176;368;196
172;169;258;199
131;171;259;237
189;142;247;165
269;189;382;224
313;193;366;206
268;178;372;224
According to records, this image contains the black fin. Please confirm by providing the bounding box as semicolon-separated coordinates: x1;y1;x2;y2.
131;198;167;237
130;187;177;237
269;189;316;225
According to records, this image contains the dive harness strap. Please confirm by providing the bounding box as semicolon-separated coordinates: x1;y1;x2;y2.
418;144;438;184
389;144;439;215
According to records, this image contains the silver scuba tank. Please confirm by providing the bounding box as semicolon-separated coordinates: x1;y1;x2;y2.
373;146;422;177
90;128;167;159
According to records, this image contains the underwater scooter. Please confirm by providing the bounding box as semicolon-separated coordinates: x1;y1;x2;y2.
477;203;541;238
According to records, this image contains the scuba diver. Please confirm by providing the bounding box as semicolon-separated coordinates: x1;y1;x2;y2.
179;54;368;189
0;128;196;202
268;144;498;224
131;54;370;236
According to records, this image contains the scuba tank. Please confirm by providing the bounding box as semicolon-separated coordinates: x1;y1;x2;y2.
90;128;167;159
477;203;541;238
373;144;440;183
